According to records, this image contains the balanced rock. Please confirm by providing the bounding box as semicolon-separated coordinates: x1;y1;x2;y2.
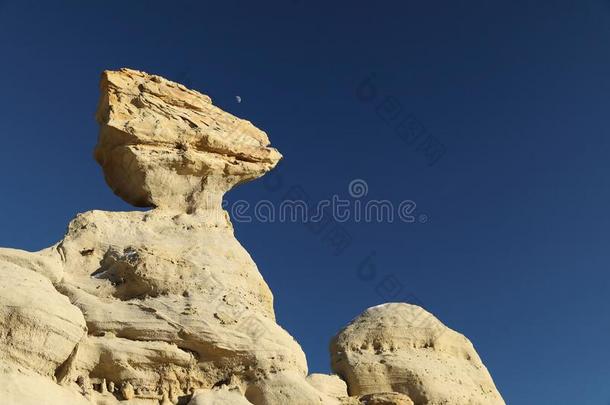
330;303;505;405
95;68;282;212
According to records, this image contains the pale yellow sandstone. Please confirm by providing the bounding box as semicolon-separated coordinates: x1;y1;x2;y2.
94;68;282;213
330;303;505;405
356;392;414;405
188;388;253;404
0;365;91;405
306;373;349;399
0;263;86;377
245;371;341;405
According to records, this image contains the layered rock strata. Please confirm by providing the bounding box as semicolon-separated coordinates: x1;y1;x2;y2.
330;303;505;405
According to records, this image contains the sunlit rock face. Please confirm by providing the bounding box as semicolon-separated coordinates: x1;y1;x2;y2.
95;68;282;212
330;303;506;405
0;69;307;405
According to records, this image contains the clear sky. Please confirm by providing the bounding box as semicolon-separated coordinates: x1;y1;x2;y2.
1;1;610;404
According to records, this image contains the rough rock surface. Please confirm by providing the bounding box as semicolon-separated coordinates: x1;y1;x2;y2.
245;371;340;405
330;303;505;405
306;373;348;399
0;365;92;405
0;69;504;405
95;68;281;212
0;263;86;377
188;387;252;404
356;392;415;405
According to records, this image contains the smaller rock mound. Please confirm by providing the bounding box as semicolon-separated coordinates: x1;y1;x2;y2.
330;303;505;405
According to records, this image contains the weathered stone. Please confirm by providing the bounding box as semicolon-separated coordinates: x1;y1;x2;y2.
189;388;253;404
357;392;414;405
94;68;281;212
306;373;348;399
0;263;86;377
330;303;505;405
245;371;341;405
0;365;91;405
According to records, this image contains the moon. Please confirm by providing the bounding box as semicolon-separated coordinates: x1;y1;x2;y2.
235;96;242;103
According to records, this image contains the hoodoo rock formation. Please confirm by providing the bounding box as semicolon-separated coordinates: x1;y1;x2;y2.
0;69;505;405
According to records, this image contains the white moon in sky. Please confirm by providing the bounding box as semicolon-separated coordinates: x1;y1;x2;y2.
236;96;242;103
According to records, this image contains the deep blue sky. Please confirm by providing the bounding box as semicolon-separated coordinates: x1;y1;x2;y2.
1;1;610;403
